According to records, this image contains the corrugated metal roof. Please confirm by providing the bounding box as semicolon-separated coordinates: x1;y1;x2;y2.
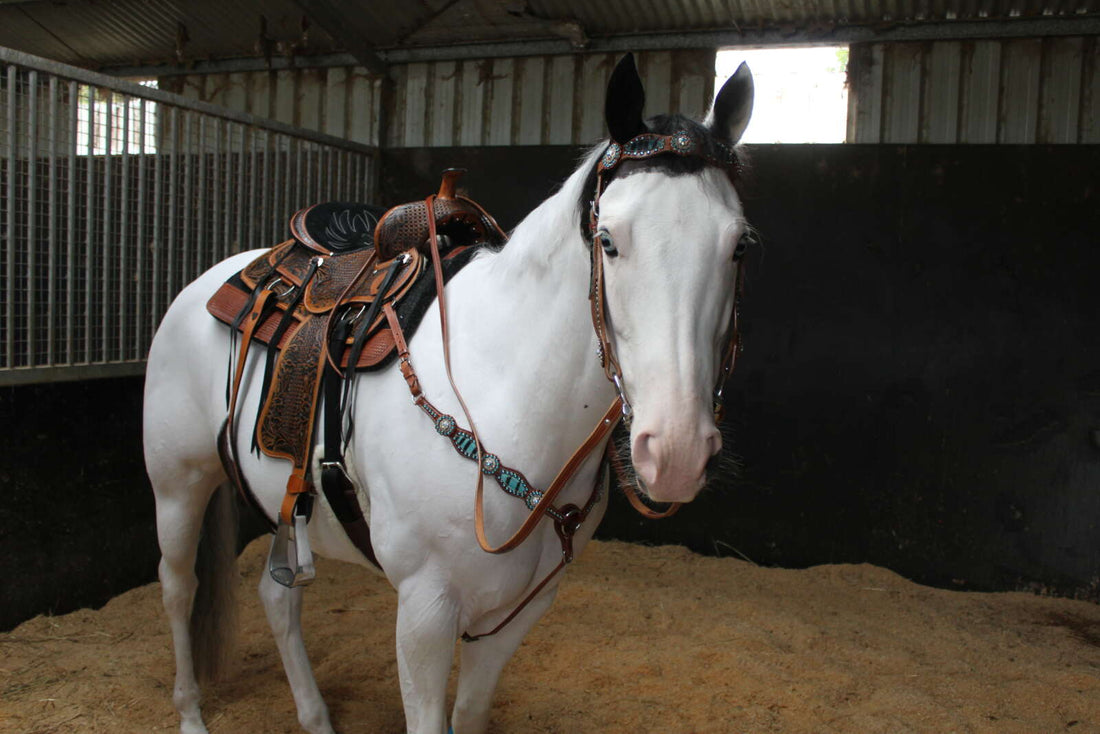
0;0;1097;69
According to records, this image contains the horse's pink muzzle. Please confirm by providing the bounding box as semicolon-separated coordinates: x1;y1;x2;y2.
630;418;722;504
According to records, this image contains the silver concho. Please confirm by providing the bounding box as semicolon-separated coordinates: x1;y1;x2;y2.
602;143;622;170
671;129;695;154
435;414;457;436
481;453;501;475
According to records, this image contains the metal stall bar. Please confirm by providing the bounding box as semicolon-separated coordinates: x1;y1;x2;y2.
83;85;94;364
197;115;208;282
135;98;146;360
66;80;76;364
101;88;112;361
235;124;246;255
167;107;179;307
272;129;284;244
261;129;271;246
120;92;130;360
26;70;37;367
47;75;57;365
5;64;15;368
247;127;258;251
0;46;379;385
211;117;222;264
221;121;232;261
180;110;192;289
151;104;164;352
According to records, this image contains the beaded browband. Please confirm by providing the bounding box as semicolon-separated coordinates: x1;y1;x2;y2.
598;129;740;175
588;129;741;237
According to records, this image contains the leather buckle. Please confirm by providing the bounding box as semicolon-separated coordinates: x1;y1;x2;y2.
554;504;585;564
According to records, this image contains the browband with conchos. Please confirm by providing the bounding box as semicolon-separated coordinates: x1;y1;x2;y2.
597;130;740;175
589;130;740;238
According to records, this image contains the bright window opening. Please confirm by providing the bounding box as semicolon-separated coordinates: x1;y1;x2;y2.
76;78;159;155
716;46;849;143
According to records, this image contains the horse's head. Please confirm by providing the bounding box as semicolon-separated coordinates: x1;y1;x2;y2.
588;54;754;505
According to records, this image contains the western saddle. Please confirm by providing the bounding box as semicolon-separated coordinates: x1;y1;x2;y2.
207;169;506;586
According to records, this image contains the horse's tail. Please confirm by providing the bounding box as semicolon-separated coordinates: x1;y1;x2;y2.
190;482;239;683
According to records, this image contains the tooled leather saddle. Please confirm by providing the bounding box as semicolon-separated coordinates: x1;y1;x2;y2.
207;169;506;581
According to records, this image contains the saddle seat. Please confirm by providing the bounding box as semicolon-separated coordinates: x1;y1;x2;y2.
290;202;387;254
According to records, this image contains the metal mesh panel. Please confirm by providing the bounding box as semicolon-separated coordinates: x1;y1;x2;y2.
0;48;379;384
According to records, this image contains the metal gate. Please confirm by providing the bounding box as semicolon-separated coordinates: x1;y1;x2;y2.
0;47;379;385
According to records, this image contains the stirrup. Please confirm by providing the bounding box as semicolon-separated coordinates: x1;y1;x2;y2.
268;501;316;587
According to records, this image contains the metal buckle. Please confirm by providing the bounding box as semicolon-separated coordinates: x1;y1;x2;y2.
320;460;352;485
266;277;296;299
611;371;633;421
341;303;367;326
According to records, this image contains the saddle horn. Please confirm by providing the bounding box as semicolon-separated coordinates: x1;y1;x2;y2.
438;168;465;199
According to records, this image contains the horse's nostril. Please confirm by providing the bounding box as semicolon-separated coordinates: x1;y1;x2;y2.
631;431;660;486
706;428;722;457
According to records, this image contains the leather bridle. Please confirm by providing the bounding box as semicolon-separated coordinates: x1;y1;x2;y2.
585;129;749;517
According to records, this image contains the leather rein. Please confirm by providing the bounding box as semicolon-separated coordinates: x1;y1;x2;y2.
390;130;747;639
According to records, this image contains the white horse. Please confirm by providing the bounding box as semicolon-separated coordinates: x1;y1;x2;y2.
144;54;754;734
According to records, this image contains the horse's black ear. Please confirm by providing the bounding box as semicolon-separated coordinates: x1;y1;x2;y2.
605;53;647;143
707;62;754;144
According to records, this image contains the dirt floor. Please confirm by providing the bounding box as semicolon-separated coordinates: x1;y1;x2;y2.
2;538;1098;734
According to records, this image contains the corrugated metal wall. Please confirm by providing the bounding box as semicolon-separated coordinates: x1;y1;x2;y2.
161;67;383;147
848;36;1100;143
163;49;716;148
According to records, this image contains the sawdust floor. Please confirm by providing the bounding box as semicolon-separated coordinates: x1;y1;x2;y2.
2;537;1099;733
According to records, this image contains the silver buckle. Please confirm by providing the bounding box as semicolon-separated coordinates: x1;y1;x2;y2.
611;371;633;422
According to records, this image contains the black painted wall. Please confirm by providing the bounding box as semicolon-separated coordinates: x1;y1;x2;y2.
3;143;1097;630
0;378;155;630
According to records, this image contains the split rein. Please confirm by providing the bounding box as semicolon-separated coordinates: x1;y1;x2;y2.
390;130;748;640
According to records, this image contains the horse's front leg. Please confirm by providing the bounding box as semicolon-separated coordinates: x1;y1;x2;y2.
450;588;558;734
395;579;462;734
258;568;335;734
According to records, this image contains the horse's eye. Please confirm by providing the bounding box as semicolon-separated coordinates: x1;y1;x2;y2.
597;230;618;257
734;231;756;260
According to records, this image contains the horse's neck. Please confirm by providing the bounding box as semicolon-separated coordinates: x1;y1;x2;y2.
447;158;614;457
